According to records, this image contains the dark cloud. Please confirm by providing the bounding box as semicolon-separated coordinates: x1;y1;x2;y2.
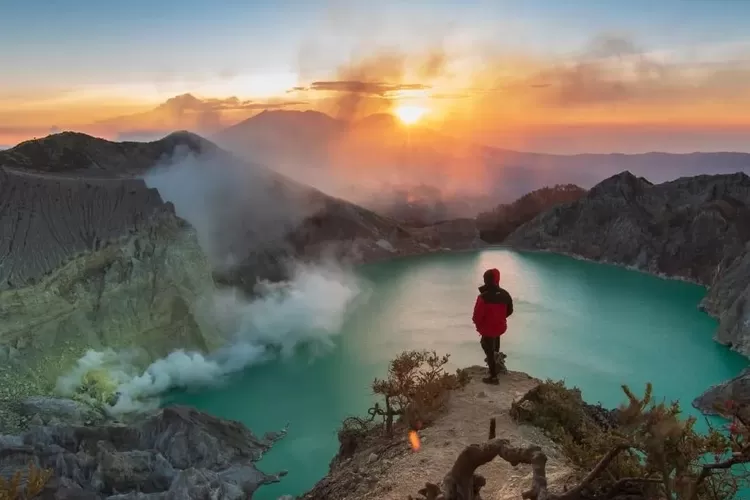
295;81;430;96
296;49;448;120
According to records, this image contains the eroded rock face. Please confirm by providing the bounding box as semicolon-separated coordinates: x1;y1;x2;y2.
504;171;750;411
506;171;750;353
0;405;286;499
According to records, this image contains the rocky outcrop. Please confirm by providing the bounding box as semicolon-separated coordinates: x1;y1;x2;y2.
0;167;169;289
504;171;750;411
692;368;750;415
0;405;286;499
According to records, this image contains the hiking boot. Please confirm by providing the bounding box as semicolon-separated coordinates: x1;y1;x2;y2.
482;376;499;385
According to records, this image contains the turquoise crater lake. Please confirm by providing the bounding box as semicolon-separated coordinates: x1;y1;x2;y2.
165;249;749;499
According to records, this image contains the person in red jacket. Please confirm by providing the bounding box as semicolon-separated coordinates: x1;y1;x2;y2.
472;268;513;385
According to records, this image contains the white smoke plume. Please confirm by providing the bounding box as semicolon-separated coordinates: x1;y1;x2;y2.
143;143;325;272
57;261;364;413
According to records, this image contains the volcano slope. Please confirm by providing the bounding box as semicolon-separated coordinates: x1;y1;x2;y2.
0;131;438;431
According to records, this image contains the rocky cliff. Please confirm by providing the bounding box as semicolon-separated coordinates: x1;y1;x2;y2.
0;404;286;499
0;166;222;430
503;171;750;410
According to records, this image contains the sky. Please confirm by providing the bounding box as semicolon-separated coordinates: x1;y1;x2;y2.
2;0;750;153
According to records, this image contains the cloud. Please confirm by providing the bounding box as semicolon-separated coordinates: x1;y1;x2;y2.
515;35;679;107
424;33;750;140
158;93;306;113
294;81;430;96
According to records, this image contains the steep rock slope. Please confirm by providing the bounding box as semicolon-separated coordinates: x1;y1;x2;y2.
503;171;750;410
0;405;286;499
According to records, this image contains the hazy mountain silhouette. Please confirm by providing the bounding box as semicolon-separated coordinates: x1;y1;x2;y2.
51;95;750;224
214;109;750;223
86;93;303;142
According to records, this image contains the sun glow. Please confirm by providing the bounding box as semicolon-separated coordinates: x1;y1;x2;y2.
394;105;428;125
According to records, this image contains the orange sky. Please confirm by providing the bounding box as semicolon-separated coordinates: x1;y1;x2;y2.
3;35;750;153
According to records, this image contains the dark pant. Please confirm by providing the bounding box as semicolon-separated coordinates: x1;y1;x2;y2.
480;336;500;378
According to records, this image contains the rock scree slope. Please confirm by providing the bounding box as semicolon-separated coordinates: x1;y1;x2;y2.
503;170;750;411
0;404;287;499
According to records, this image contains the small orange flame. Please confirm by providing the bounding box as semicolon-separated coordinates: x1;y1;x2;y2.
409;430;421;451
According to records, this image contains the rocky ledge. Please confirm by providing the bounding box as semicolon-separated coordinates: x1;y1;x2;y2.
0;403;285;499
503;170;750;412
302;367;575;500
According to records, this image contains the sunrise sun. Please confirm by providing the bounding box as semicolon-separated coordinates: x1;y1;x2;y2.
394;105;428;125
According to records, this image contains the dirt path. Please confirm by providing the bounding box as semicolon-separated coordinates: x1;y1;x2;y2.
307;366;575;500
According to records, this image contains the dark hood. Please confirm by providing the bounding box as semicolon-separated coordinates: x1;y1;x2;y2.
479;268;501;293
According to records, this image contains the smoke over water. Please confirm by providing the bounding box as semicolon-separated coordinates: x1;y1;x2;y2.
57;262;363;413
56;144;365;413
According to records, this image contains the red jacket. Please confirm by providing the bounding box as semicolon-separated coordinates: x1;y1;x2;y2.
472;269;514;337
